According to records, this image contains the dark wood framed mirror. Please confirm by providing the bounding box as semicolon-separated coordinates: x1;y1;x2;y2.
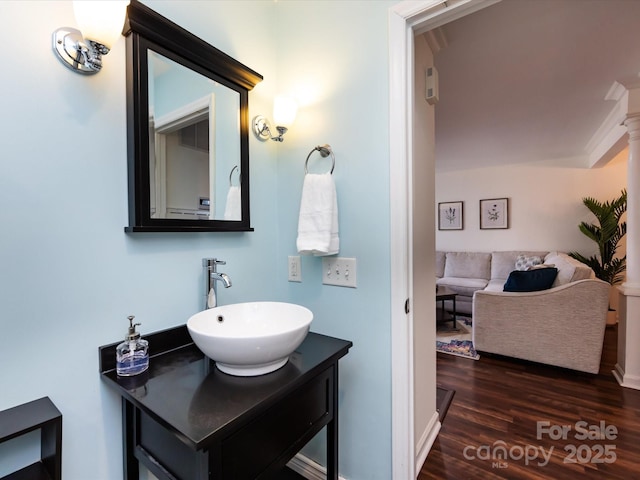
123;0;262;232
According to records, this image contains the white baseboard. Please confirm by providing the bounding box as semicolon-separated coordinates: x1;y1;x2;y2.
287;453;348;480
414;412;441;476
613;363;640;390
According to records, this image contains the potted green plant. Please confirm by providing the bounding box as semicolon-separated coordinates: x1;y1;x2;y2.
569;189;627;324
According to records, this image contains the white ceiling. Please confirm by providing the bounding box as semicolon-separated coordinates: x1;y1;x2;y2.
432;0;640;172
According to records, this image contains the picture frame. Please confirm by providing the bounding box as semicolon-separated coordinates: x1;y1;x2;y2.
480;198;509;229
438;201;463;230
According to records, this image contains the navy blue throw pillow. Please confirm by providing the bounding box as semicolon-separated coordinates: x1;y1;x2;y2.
503;268;558;292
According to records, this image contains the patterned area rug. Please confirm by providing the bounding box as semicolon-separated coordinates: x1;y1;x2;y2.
436;315;479;360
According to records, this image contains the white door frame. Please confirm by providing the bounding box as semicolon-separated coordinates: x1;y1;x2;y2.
153;95;216;218
388;1;500;478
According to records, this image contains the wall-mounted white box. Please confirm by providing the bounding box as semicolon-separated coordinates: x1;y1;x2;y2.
426;66;439;105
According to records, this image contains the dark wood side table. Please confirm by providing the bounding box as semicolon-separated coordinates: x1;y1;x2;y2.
436;285;458;328
0;397;62;480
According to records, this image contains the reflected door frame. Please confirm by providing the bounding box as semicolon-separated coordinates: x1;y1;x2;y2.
152;94;215;219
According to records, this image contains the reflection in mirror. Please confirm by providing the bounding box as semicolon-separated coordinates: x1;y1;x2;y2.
123;0;262;232
148;51;241;221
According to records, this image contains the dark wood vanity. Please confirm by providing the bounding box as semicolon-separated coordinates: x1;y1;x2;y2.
99;326;351;479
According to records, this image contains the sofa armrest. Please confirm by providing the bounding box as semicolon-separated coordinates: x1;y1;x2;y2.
472;279;609;373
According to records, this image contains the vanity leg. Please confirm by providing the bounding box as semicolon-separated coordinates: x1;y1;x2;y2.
326;365;339;480
122;399;139;480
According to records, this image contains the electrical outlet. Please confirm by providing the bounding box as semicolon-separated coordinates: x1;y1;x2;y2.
322;257;357;288
288;256;302;282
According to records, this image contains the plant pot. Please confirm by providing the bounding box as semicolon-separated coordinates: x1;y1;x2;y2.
609;285;621;312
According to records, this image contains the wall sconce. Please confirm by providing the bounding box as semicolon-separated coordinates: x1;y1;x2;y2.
53;1;129;74
253;95;298;142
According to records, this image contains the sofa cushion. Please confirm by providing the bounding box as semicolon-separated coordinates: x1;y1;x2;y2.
544;252;593;287
515;254;543;271
503;268;558;292
491;251;549;279
484;278;507;292
435;251;446;278
444;252;491;279
437;276;489;297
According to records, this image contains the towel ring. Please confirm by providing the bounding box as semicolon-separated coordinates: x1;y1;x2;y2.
304;144;335;174
229;165;241;186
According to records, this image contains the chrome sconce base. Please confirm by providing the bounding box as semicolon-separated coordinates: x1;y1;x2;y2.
53;27;109;74
253;115;288;142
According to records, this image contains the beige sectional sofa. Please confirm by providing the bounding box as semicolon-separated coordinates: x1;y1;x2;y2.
435;250;610;373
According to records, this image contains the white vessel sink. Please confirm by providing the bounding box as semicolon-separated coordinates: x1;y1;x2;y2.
187;302;313;376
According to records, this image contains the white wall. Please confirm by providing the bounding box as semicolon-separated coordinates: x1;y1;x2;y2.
435;153;627;254
412;34;438;463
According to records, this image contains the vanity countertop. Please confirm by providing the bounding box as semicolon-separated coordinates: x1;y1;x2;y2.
99;326;352;451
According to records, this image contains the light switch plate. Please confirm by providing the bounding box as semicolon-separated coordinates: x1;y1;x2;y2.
288;255;302;282
322;257;357;288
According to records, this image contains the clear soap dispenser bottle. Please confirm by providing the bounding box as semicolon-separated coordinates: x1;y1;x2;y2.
116;315;149;376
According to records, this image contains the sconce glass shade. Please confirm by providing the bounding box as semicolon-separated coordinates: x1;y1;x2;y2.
73;0;129;48
273;95;297;128
252;95;297;142
53;1;129;74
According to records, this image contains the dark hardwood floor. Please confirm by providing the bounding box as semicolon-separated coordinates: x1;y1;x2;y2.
421;325;640;479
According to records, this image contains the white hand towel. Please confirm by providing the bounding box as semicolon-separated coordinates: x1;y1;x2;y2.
297;173;339;256
224;186;241;220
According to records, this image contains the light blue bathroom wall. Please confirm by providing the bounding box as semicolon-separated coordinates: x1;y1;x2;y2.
0;1;399;479
273;2;397;479
0;1;279;478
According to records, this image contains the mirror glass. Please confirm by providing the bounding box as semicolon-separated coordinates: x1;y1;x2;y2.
124;0;262;232
148;51;241;221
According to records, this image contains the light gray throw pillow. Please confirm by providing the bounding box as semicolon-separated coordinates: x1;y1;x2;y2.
515;255;543;271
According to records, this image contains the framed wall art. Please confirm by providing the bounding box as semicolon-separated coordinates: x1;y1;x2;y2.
480;198;509;229
438;201;463;230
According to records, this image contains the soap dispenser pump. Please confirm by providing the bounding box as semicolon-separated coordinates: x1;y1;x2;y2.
116;315;149;376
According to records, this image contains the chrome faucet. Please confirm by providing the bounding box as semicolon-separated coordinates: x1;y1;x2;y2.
203;258;232;309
